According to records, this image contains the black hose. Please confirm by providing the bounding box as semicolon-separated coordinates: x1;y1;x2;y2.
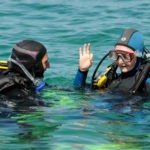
90;52;109;89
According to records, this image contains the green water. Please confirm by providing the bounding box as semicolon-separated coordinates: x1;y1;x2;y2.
0;0;150;149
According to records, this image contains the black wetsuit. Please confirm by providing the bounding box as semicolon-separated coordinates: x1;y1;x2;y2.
108;71;150;94
0;69;35;98
74;63;150;94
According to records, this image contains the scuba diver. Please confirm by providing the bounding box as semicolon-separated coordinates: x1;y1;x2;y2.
74;28;150;94
0;40;50;99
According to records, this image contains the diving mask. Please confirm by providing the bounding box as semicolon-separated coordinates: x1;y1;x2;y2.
109;50;135;62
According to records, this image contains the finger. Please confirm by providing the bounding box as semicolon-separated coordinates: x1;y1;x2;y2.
87;43;90;54
79;47;82;57
83;43;87;54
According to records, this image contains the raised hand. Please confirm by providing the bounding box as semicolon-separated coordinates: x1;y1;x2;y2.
79;43;93;71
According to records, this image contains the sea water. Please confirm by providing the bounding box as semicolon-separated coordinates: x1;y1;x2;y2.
0;0;150;149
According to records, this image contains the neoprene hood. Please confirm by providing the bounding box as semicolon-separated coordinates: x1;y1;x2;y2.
10;40;47;78
116;28;144;54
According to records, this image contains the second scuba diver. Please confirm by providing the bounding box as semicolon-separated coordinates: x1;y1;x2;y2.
0;40;50;99
74;28;150;94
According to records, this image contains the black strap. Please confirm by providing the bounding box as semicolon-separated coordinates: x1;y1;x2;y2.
129;62;150;94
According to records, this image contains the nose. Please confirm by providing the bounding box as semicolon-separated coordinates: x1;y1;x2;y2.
117;56;124;64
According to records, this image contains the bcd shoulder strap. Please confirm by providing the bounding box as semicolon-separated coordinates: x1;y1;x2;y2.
129;61;150;94
0;74;16;92
0;66;15;93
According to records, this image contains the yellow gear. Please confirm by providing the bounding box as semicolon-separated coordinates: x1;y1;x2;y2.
94;67;111;88
96;74;107;87
0;60;8;70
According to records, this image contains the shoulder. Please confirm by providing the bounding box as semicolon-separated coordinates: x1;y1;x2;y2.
0;71;31;92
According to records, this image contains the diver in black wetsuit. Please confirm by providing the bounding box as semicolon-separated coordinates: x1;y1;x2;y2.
74;28;150;94
0;40;50;99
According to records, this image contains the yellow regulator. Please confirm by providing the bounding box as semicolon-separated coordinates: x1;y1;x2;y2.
94;66;111;88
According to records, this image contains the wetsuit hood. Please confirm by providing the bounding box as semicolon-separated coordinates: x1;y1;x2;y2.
115;28;144;55
9;40;47;78
116;29;144;73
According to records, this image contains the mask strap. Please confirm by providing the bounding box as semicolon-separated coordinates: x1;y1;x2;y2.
9;58;45;91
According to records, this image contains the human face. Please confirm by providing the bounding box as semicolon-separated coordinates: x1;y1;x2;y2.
42;54;50;70
112;45;137;73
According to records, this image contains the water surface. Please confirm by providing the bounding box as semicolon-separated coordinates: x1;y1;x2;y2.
0;0;150;149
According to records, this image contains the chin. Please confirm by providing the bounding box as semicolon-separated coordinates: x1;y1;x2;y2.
121;68;129;73
121;70;127;73
121;68;133;73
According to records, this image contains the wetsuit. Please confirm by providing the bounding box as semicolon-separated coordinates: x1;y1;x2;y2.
0;69;35;98
0;70;49;110
74;65;150;94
